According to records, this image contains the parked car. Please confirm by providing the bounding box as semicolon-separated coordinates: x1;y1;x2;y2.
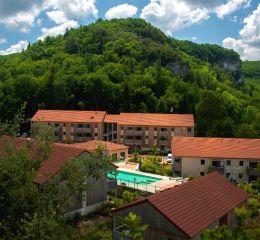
167;153;173;163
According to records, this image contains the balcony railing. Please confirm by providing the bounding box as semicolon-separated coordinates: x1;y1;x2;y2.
158;131;169;136
124;130;143;136
124;139;143;145
210;166;224;174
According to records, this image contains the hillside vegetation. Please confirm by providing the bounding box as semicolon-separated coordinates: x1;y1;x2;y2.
0;18;259;138
243;61;260;89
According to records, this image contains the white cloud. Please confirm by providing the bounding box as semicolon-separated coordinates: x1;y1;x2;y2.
45;0;98;21
0;37;7;44
215;0;251;19
191;36;198;41
223;4;260;60
46;10;68;24
105;3;138;19
0;0;42;32
141;0;210;35
38;20;79;41
0;40;28;55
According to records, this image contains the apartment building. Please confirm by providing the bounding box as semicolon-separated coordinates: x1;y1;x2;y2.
104;113;194;151
31;110;106;142
172;137;260;183
31;110;194;150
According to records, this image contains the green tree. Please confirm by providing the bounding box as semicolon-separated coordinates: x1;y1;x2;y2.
121;212;148;240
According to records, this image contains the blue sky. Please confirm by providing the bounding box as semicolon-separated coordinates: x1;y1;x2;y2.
0;0;260;60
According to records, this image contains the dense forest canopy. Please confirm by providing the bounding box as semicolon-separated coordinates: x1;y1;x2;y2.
0;18;259;138
242;61;260;89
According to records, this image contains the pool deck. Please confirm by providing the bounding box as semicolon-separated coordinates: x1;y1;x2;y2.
115;166;188;193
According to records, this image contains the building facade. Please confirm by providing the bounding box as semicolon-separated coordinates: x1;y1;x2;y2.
172;137;260;183
31;110;195;151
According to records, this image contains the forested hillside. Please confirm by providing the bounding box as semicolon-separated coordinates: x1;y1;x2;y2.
0;18;259;137
243;61;260;89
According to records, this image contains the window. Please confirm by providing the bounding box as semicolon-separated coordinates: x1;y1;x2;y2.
201;159;205;165
239;161;244;166
200;172;205;176
160;127;167;131
154;127;157;131
145;127;148;131
77;124;83;128
175;158;180;163
121;126;124;130
63;132;66;135
63;123;66;127
226;173;231;178
136;127;142;131
171;128;175;132
226;160;231;166
187;127;192;132
95;124;97;128
127;127;132;130
55;123;59;127
154;135;157;139
239;173;243;179
76;132;82;137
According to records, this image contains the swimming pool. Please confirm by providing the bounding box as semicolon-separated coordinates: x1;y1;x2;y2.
107;170;162;185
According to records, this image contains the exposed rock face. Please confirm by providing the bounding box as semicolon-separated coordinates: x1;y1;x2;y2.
219;59;242;81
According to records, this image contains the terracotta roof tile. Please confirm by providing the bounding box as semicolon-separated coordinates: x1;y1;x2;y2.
70;140;128;152
104;114;121;123
31;110;106;123
114;172;248;238
172;137;260;160
106;113;194;127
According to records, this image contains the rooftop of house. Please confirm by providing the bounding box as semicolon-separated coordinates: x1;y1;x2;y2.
0;136;86;184
172;137;260;160
114;172;248;238
70;140;129;152
31;110;194;127
105;113;194;127
31;110;107;123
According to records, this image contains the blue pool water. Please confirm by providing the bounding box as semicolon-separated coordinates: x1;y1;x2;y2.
107;170;162;185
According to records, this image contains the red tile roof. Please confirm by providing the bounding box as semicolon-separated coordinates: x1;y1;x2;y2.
31;110;106;123
172;137;260;160
0;136;85;184
106;113;194;127
70;140;128;152
114;172;248;238
35;144;86;183
104;114;121;123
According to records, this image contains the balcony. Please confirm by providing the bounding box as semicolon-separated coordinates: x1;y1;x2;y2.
210;166;224;174
124;139;142;145
158;140;169;146
158;131;168;137
248;168;260;177
74;127;92;133
124;130;143;136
